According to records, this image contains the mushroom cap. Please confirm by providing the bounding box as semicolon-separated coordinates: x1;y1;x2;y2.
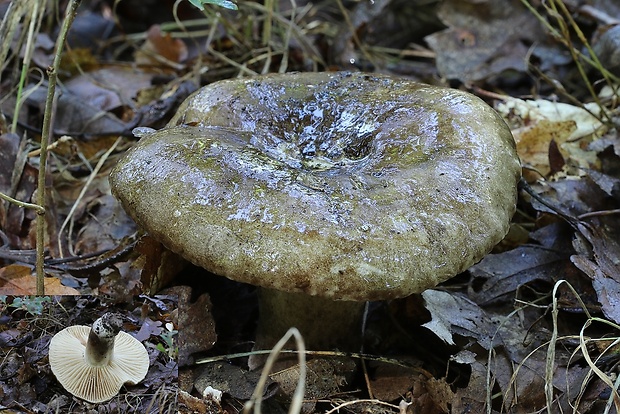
49;325;149;403
110;71;521;301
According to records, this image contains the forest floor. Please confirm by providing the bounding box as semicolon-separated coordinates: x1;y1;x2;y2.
1;0;620;413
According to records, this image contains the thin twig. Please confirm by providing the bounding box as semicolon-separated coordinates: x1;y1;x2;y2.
35;0;81;295
324;399;400;414
0;191;45;214
578;209;620;219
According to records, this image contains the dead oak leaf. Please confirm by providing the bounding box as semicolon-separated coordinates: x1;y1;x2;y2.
369;363;421;402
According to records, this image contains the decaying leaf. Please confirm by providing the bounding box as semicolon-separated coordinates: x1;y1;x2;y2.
410;374;453;413
526;176;620;324
451;360;488;413
64;75;123;112
515;119;577;177
136;236;187;295
497;98;607;178
135;25;188;66
425;0;542;81
369;362;421;401
571;222;620;324
0;133;21;193
270;357;355;401
498;98;607;141
0;265;80;295
585;168;620;200
74;194;138;255
468;244;565;305
421;289;499;349
24;84;129;136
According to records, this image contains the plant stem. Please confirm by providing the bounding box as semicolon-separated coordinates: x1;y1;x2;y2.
35;0;81;295
0;191;45;214
11;0;44;134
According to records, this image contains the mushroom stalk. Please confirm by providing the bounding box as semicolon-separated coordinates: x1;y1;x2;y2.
254;289;366;356
85;313;123;366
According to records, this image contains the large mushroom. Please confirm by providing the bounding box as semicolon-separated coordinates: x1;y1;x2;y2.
109;71;520;356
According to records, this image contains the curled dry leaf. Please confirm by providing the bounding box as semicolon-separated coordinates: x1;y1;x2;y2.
571;222;620;324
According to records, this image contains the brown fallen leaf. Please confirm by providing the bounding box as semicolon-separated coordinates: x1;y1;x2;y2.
467;241;581;306
64;74;122;112
0;132;21;193
515;120;576;178
410;374;453;414
451;360;488;413
497;98;606;180
421;289;499;349
525;178;620;324
24;83;129;136
135;25;188;66
0;264;80;295
271;357;355;402
136;236;186;295
571;221;620;324
425;0;543;81
369;362;421;401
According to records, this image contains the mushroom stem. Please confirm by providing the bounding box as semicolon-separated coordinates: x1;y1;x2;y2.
254;288;366;360
84;313;123;366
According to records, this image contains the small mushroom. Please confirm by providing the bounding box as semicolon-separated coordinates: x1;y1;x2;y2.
48;313;150;403
110;72;520;357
